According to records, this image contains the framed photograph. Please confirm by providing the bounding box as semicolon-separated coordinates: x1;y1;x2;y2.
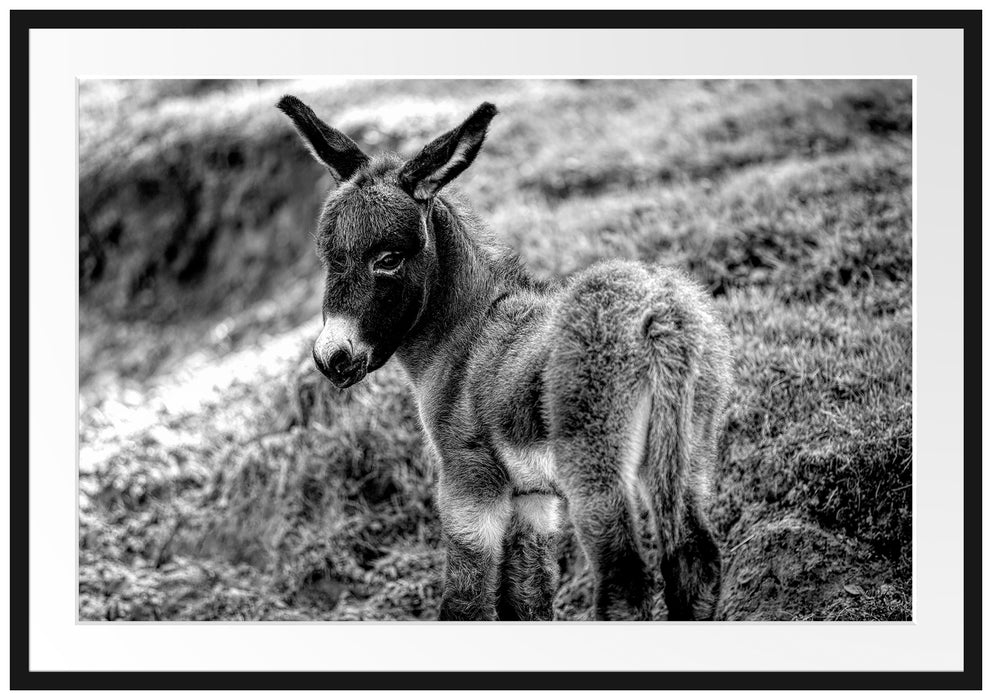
9;7;981;692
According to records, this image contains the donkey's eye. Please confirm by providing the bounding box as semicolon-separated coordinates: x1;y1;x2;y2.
373;252;404;272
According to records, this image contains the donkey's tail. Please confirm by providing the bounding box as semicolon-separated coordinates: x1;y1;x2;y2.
637;296;703;555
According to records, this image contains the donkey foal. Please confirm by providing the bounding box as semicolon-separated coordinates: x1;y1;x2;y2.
278;96;734;621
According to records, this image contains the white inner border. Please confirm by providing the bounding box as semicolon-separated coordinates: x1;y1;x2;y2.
28;26;963;672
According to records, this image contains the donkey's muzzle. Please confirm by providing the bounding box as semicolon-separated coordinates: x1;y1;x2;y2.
313;346;368;389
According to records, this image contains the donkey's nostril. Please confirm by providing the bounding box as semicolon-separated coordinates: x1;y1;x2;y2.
329;348;352;376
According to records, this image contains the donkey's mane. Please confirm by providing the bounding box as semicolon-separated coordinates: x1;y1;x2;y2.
437;191;551;296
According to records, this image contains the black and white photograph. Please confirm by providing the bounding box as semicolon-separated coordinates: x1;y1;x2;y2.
77;77;914;623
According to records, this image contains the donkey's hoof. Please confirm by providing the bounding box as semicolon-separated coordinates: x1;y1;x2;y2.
595;590;652;621
438;598;497;621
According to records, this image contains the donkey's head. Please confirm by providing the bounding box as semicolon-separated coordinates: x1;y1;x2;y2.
277;96;497;388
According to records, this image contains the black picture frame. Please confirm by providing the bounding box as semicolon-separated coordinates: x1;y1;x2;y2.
9;8;982;691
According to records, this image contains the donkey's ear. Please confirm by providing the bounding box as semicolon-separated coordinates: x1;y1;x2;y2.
398;102;497;201
276;95;369;181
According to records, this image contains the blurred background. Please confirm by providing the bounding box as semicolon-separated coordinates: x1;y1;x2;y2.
79;78;912;621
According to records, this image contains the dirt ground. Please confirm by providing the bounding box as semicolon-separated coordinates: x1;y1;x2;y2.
78;78;912;621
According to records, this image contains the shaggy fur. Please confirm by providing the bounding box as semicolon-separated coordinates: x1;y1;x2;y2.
278;96;734;621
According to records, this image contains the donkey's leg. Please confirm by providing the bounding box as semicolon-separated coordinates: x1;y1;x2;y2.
436;472;512;621
556;447;650;621
545;352;652;621
658;493;722;621
497;494;562;621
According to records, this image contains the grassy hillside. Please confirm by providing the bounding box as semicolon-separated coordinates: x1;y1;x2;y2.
79;78;912;621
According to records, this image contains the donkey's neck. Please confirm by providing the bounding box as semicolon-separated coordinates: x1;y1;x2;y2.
396;197;524;383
